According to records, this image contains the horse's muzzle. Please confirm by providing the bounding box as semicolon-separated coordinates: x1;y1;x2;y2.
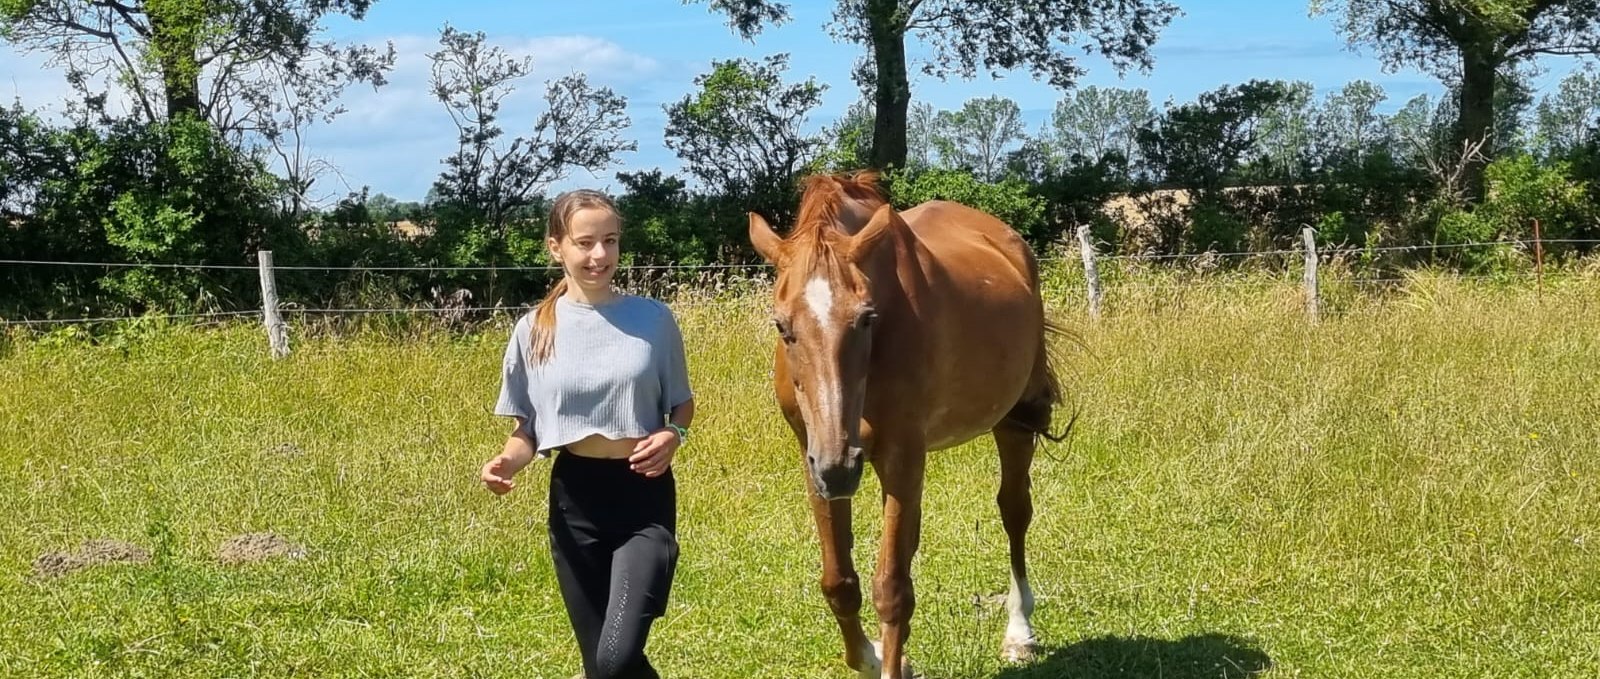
809;446;865;500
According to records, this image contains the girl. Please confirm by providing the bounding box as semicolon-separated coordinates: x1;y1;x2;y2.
479;189;694;679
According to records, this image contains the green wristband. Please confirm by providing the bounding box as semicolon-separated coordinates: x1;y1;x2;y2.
666;423;689;443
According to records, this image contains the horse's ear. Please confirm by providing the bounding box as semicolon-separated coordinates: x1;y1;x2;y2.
748;212;785;265
849;204;901;263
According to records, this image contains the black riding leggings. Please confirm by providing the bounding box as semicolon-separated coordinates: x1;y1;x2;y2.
548;450;679;679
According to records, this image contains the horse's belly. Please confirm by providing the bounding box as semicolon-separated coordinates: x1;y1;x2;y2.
920;349;1035;451
927;421;1001;451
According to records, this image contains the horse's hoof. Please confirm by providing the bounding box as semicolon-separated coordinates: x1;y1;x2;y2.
1001;635;1039;663
854;639;920;678
854;640;882;678
863;661;919;678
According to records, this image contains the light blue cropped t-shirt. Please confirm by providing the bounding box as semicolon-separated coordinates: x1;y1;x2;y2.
494;294;693;455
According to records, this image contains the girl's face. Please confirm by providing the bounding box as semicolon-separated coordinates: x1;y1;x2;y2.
549;207;621;292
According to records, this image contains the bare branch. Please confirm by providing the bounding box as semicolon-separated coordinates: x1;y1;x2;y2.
1508;42;1600;59
88;0;148;38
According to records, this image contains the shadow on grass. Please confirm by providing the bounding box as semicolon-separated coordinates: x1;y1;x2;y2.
992;633;1271;679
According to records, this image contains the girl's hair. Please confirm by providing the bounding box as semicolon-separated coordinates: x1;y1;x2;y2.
530;189;620;363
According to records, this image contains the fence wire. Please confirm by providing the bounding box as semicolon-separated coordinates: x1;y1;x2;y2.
3;239;1596;326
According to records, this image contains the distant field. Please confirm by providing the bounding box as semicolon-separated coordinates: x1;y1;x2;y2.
2;272;1597;678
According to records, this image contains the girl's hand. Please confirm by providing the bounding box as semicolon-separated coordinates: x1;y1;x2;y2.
628;430;680;478
482;424;536;495
480;457;518;495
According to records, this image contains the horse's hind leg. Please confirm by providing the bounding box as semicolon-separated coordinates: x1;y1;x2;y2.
994;406;1043;662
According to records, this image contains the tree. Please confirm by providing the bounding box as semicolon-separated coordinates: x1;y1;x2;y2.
824;99;938;172
663;53;826;221
931;95;1025;181
691;0;1178;170
364;192;421;224
1045;86;1155;170
0;0;393;133
0;110;297;315
1532;64;1600;156
251;41;396;218
613;170;708;265
1133;81;1295;252
1138;80;1295;193
1386;92;1492;200
883;168;1045;242
1388;93;1453;162
819;98;876;172
1312;0;1600;201
1253;81;1316;180
0;0;395;210
427;26;634;262
1316;80;1390;164
907;101;937;170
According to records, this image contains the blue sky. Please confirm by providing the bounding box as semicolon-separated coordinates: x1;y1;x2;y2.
1;0;1588;203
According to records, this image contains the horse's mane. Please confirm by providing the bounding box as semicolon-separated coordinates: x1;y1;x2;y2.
786;171;885;277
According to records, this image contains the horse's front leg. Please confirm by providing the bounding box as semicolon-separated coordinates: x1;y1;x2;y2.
805;467;875;674
872;446;925;679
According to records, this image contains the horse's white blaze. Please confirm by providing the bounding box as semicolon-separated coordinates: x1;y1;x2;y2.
1003;570;1036;658
805;276;834;334
804;275;842;423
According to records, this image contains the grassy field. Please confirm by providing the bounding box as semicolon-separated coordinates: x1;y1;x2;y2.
2;271;1598;678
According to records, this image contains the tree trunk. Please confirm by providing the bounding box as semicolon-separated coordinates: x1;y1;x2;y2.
148;1;203;122
1457;48;1496;204
867;0;909;171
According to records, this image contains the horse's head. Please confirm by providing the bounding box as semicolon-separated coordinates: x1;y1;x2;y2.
748;174;902;500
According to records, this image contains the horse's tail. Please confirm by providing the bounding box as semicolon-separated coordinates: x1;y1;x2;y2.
1003;314;1082;444
1035;317;1081;444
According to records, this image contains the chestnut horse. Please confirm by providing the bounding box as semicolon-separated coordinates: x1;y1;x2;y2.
748;172;1064;677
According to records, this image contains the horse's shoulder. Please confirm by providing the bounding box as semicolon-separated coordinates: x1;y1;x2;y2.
902;199;968;218
901;201;1016;242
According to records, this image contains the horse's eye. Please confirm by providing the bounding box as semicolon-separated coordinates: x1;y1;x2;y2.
775;318;795;343
855;310;879;328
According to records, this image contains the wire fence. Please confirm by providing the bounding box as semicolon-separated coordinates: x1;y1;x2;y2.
2;238;1597;328
0;259;775;273
6;239;1596;271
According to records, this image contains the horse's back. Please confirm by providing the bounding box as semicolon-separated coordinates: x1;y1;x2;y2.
899;200;1039;293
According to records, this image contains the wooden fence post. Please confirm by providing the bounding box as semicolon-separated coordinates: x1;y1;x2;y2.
1301;227;1319;323
1077;225;1103;320
1533;218;1545;299
258;250;290;359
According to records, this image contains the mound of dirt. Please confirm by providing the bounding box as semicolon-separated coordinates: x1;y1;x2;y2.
32;539;151;579
217;532;306;565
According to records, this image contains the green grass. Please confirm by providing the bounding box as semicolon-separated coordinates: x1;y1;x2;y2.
2;272;1598;678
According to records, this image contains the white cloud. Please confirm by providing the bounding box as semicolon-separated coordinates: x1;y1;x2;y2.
321;32;667;129
518;35;662;82
304;33;674;201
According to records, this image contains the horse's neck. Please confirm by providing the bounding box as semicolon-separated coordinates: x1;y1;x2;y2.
860;217;919;312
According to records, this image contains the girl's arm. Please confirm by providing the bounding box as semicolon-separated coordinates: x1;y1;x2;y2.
668;397;695;435
481;417;537;495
